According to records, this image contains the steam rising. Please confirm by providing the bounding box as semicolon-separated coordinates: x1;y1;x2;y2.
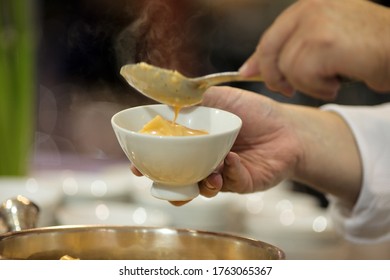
115;0;214;76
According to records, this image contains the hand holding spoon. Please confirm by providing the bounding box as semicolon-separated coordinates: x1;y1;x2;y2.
120;62;262;107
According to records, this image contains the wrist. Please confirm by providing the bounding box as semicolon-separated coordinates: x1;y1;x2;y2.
285;104;362;206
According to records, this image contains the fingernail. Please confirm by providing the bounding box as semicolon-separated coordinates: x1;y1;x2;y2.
238;62;249;74
239;59;259;77
225;154;239;166
204;179;217;190
282;83;294;96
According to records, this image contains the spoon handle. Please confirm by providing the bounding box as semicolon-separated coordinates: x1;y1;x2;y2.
194;71;263;87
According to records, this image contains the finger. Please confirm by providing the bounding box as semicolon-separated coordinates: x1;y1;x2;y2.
201;86;243;111
258;29;295;96
239;52;261;77
259;1;302;59
221;152;253;194
201;86;222;108
130;164;143;176
288;75;340;100
199;172;223;198
169;200;192;206
256;2;303;96
278;31;341;99
240;53;296;96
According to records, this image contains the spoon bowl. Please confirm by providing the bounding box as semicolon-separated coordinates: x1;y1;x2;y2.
120;62;262;107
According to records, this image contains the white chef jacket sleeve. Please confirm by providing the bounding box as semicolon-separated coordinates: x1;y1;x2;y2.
321;103;390;243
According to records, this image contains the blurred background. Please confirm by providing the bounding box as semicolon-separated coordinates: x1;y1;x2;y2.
1;0;390;259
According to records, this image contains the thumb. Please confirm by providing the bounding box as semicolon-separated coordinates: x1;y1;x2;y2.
239;53;261;77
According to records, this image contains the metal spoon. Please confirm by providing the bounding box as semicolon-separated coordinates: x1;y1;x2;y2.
120;62;262;107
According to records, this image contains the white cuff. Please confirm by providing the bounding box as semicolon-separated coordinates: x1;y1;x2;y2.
321;103;390;243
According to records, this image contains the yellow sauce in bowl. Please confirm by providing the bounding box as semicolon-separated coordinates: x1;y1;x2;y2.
139;115;207;136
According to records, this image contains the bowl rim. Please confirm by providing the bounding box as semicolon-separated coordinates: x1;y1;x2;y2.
111;104;242;140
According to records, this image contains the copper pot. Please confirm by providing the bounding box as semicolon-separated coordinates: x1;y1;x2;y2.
0;197;285;260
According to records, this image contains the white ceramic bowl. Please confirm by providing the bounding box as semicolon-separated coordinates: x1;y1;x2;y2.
111;105;241;201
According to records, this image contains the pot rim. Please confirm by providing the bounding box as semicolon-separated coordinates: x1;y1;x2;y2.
0;225;285;259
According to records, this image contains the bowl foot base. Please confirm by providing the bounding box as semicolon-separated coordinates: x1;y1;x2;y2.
150;182;199;201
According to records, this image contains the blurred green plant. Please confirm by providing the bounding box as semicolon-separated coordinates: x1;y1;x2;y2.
0;1;37;176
